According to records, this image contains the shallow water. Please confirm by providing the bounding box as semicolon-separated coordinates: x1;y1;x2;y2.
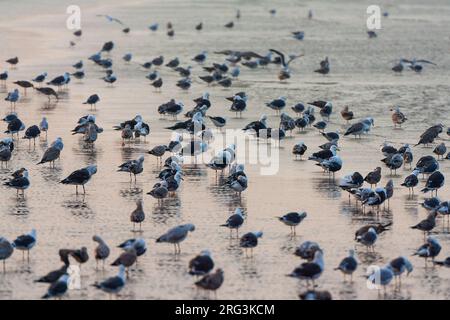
0;0;450;300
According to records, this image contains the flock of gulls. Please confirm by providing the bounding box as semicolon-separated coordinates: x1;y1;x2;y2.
0;5;447;300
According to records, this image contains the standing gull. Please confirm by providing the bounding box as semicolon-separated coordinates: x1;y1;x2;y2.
334;249;358;282
277;212;307;235
42;274;70;299
93;265;126;297
220;208;245;238
0;237;14;272
4;169;30;197
189;250;214;276
195;269;224;297
288;250;324;287
60;165;97;195
118;155;145;182
292;142;307;159
356;227;377;251
240;231;263;257
12;229;36;261
156;224;196;254
93;235;110;270
130;200;145;231
421;171;444;196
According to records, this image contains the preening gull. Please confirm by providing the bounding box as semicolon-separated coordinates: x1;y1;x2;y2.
111;247;137;277
356;227;377;251
413;236;441;263
93;235;110;269
366;265;394;293
292;142;307;159
389;256;413;285
240;231;263;257
156;224;196;254
189;250;214;276
59;247;89;267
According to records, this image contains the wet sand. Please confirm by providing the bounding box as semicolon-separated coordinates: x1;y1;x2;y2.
0;0;450;299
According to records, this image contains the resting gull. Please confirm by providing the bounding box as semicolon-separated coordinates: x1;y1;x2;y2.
12;229;36;261
195;268;224;297
288;250;324;287
42;274;70;299
4;168;30;197
240;231;263;257
334;249;358;281
93;264;126;297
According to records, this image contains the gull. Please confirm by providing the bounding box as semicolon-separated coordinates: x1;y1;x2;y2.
421;197;441;211
59;247;89;268
277;212;307;235
118;155;145;182
269;49;303;80
23;125;41;148
334;249;358;282
389;257;413;286
193;51;207;63
93;235;110;270
391;107;407;128
5;88;19;108
94;264;126;298
356;227;377;251
401;170;420;195
148;23;158;31
47;72;70;89
147;180;169;202
122;53;132;62
35;87;58;101
308;145;339;163
39;117;48;139
315;57;330;75
316;155;342;178
411;211;438;240
220;208;244;237
243;115;268;137
230;95;247;117
35;265;69;283
299;290;332;300
102;72;117;85
12;229;36;261
415;124;443;147
166;57;179;68
354;223;391;240
313;121;327;132
413;237;441;264
292;142;307;160
0;237;14;272
381;153;403;175
309;101;333;121
195;269;224;297
433;143;446;160
4;169;30;197
292;103;305;114
60;165;97;195
5;57;19;67
37;144;61;167
344;117;374;138
421;171;445;196
156;224;196;254
0;71;8;84
341;106;354;123
339;172;364;200
148;145;169;164
83;94;100;109
13;80;33;95
130;200;145;231
118;238;147;259
111;247;137;277
414;155;439;178
288;250;324;287
294;241;322;262
0;138;13;168
42;274;70;299
280;112;296;135
189;250;214;276
240;231;263;257
366;265;394;293
292;31;305;40
208;116;226;130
